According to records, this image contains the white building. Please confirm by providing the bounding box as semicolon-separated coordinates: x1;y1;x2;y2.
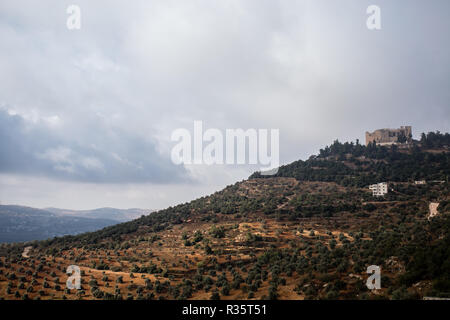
369;182;388;197
414;180;426;185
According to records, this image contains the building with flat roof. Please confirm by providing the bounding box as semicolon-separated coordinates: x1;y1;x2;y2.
369;182;388;196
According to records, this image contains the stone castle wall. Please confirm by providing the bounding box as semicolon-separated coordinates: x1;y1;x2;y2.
365;126;412;146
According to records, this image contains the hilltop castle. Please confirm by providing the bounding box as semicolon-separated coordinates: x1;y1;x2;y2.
365;126;412;146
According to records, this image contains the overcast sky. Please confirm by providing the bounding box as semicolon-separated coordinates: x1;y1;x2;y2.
0;0;449;210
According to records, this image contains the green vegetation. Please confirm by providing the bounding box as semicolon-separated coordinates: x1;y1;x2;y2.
0;132;448;300
251;132;449;187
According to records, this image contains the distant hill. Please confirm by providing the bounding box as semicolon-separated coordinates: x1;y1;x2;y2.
0;205;118;243
0;205;152;243
44;207;152;223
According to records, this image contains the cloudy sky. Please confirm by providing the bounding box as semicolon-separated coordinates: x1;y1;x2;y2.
0;0;449;210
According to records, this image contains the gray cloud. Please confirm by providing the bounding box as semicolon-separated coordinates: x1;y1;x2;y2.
0;109;189;183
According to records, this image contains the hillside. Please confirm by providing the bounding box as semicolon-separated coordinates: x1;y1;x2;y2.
0;131;449;300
